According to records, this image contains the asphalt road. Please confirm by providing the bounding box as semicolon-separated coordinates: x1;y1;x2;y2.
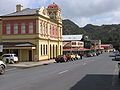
0;52;120;90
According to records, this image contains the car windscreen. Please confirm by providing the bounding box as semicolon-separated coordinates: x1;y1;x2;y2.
14;55;17;57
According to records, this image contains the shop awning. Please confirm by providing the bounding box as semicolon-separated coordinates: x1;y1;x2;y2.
0;42;36;49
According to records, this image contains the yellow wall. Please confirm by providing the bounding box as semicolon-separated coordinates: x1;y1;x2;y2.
1;9;62;62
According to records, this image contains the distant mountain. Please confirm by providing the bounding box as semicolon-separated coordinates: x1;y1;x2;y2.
62;19;120;46
62;19;85;35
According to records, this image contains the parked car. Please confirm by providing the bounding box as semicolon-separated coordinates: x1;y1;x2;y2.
65;54;71;61
92;52;96;56
0;60;6;75
113;54;120;61
65;53;76;61
85;53;93;57
75;54;80;59
109;54;116;57
55;55;67;63
2;54;18;64
70;54;76;60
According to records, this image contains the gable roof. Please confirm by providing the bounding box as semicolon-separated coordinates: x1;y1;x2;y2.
1;8;38;17
62;35;83;41
0;7;49;18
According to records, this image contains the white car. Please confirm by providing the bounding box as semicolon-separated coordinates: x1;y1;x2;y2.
2;54;18;64
75;54;80;59
0;60;6;75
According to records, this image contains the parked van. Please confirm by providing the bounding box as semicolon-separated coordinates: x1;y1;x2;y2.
2;54;18;64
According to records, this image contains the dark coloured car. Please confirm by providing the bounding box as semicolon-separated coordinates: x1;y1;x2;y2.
55;55;67;63
113;54;120;61
85;53;93;57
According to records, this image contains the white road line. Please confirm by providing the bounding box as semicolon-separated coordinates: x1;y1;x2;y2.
83;63;87;65
5;68;17;71
111;64;118;89
58;70;69;74
91;60;95;61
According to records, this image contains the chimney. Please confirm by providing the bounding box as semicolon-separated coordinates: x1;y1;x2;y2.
16;4;23;12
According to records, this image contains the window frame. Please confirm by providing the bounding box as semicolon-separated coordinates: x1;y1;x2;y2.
13;23;18;34
6;24;11;34
21;23;26;34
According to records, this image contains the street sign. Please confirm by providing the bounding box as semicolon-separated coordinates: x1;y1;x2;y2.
0;45;3;52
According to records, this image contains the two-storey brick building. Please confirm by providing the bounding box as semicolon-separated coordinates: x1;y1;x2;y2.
0;3;63;62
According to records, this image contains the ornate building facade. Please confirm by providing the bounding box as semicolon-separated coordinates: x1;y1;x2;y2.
0;3;62;61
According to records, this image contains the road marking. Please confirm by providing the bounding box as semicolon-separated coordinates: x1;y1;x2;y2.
111;64;118;90
5;68;17;71
83;63;87;65
58;70;69;74
91;60;95;61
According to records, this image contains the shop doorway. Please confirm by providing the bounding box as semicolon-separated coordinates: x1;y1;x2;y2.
29;50;32;61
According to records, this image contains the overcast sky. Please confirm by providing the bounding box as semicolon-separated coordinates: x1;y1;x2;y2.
0;0;120;27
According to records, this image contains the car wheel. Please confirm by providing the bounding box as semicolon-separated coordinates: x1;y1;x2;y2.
10;60;14;64
118;71;120;78
0;65;5;75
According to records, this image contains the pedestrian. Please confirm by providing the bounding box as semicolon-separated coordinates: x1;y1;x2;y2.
80;53;83;59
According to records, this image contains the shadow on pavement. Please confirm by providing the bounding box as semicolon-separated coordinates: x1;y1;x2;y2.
70;74;120;90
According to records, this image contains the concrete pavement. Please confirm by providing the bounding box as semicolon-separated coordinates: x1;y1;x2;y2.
7;59;55;68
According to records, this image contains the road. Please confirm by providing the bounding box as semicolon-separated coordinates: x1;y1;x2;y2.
0;52;120;90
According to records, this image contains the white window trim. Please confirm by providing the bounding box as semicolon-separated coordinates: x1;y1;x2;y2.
6;24;11;34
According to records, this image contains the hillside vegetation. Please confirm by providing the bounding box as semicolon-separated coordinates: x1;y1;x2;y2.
62;19;120;46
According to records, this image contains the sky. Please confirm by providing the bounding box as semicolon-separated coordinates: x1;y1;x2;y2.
0;0;120;27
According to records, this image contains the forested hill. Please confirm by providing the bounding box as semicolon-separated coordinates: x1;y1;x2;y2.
62;19;120;45
62;19;85;35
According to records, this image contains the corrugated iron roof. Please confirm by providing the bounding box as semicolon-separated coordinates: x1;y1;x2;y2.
2;8;38;17
62;35;83;41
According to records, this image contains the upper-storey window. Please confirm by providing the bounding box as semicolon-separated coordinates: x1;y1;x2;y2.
14;23;18;34
29;22;33;33
21;23;26;34
6;24;11;34
72;42;76;45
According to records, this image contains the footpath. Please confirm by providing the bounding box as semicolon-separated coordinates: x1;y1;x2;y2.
7;59;55;68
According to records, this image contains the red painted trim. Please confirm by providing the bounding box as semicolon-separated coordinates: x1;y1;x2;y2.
11;23;14;34
26;23;29;33
18;22;21;34
2;22;6;34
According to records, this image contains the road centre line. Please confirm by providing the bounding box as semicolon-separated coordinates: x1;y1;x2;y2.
83;63;87;65
58;70;69;74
